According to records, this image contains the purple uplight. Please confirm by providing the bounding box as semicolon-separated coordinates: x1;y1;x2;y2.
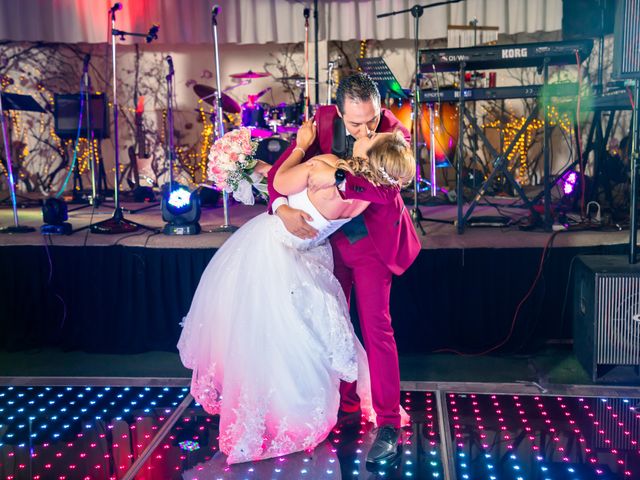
562;171;578;195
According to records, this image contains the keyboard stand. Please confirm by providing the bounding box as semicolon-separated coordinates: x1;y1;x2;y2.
454;57;555;233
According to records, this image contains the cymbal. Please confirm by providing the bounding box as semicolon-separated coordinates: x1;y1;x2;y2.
277;74;315;81
229;70;269;79
193;84;241;114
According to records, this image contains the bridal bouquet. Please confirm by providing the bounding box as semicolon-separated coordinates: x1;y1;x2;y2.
207;127;268;205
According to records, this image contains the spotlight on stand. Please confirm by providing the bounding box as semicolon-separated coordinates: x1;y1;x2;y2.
41;198;72;235
161;183;201;235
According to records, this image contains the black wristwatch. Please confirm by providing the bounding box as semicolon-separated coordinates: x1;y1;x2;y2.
334;168;346;186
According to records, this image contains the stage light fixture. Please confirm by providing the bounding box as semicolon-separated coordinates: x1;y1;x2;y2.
161;183;201;235
40;198;72;235
561;170;578;196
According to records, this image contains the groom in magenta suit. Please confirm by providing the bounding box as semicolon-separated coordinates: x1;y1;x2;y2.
267;73;420;466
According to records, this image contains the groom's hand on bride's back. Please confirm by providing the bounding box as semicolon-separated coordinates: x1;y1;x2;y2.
275;205;318;239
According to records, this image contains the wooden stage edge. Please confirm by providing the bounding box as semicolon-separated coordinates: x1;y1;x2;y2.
0;199;631;251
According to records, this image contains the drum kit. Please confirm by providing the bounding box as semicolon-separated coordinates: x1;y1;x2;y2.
193;70;310;163
193;69;459;169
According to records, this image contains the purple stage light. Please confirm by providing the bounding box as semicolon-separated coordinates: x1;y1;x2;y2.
562;170;578;195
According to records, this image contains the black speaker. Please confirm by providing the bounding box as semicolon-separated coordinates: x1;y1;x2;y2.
54;93;109;139
573;255;640;382
562;0;617;40
613;0;640;78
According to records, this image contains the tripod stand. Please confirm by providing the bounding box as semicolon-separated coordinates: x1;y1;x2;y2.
89;3;156;234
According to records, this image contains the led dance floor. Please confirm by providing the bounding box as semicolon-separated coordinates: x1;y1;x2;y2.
1;386;638;479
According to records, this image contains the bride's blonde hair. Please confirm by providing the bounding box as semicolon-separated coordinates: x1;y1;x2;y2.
336;131;415;187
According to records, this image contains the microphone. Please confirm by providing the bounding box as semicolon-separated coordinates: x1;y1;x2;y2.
211;4;220;24
303;7;310;18
146;24;159;43
109;2;122;13
166;55;174;75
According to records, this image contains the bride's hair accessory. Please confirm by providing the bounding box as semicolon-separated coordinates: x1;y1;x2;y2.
377;165;400;186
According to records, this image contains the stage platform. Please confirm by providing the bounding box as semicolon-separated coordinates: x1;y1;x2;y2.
0;198;631;250
0;197;632;358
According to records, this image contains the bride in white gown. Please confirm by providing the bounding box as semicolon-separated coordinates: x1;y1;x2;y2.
177;122;414;464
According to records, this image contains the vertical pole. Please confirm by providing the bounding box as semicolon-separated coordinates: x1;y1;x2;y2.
543;58;552;231
111;13;121;212
0;93;19;227
630;80;639;263
456;62;466;234
211;10;235;231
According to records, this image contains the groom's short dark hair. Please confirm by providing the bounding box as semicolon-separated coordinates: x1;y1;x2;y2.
336;72;381;114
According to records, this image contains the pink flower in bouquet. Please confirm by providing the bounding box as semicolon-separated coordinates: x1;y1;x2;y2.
207;128;257;191
207;127;268;205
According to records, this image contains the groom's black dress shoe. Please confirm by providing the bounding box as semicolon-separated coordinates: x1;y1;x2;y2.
365;425;401;466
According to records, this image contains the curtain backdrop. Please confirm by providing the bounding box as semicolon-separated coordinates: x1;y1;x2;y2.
0;0;563;45
0;243;627;354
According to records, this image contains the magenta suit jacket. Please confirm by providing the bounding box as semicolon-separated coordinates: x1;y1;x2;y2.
267;105;420;275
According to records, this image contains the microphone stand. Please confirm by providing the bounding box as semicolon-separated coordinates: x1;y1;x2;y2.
166;57;176;190
0;90;35;233
378;0;462;236
69;54;107;213
84;56;101;207
313;0;319;105
209;6;238;233
303;7;311;120
89;5;153;234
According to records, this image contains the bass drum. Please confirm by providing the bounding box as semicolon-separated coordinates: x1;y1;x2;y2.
254;136;290;165
270;102;304;126
420;102;459;167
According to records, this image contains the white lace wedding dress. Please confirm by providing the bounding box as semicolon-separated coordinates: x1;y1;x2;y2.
177;189;373;464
